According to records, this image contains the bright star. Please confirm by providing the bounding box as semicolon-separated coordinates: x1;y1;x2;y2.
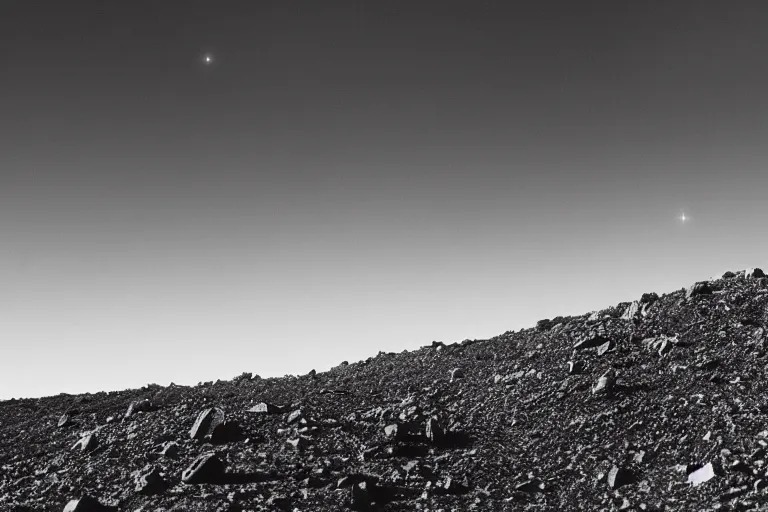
203;53;214;65
680;211;687;223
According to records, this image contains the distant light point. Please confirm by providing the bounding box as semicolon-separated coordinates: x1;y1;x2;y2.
680;212;687;223
203;53;214;65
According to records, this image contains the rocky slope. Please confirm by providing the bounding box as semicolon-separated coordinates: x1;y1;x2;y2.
4;269;768;511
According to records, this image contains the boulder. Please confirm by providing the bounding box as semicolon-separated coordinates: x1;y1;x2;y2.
189;407;225;440
181;453;226;484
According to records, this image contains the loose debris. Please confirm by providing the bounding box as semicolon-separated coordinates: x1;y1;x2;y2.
3;270;768;509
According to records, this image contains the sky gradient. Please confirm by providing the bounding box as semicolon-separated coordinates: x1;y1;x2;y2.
2;1;768;399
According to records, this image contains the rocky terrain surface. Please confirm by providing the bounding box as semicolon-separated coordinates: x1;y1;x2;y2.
5;269;768;511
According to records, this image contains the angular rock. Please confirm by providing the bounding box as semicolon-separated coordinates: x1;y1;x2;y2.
350;480;374;510
687;462;717;487
574;334;609;350
686;282;712;298
425;416;445;445
567;361;583;375
63;495;115;512
72;433;98;453
189;407;225;440
450;368;464;381
515;479;545;493
125;399;153;419
287;436;310;451
160;441;179;458
181;452;226;484
746;268;765;279
607;466;634;489
134;466;167;495
57;414;71;428
209;420;242;444
592;369;615;395
287;409;303;424
247;402;285;414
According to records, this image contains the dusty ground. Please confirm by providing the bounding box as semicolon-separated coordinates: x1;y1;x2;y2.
4;269;768;511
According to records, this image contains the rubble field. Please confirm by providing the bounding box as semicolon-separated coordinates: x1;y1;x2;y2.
4;269;768;511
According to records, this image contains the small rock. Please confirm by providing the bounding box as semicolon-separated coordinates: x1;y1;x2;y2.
287;409;303;425
746;268;765;279
287;436;310;451
189;407;225;441
57;414;71;428
72;433;98;453
125;399;153;419
63;495;115;512
160;441;179;458
209;420;242;444
574;334;609;350
135;466;167;495
567;361;583;375
597;340;614;356
247;402;284;414
181;452;226;484
425;416;445;445
686;282;712;298
515;479;545;493
608;466;634;489
687;462;717;487
351;481;373;510
592;370;615;395
450;368;464;381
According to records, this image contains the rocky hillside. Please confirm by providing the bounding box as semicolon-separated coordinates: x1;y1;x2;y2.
4;269;768;511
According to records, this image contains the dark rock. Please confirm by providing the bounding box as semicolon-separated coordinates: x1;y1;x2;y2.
160;441;179;458
125;399;153;419
515;479;545;493
607;466;634;489
592;369;615;395
574;334;609;350
209;420;243;444
746;268;765;279
57;414;71;428
134;466;167;495
686;282;712;298
189;407;225;440
350;481;373;510
247;402;285;414
286;409;303;424
181;452;226;484
72;433;98;453
687;462;717;487
62;495;115;512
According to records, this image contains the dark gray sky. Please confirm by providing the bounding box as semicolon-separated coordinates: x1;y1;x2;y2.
2;1;768;398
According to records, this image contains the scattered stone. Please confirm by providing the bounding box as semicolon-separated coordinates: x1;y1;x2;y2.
72;433;98;453
574;334;609;350
592;369;615;395
160;441;179;458
687;462;717;487
189;407;225;441
62;495;115;512
686;282;712;298
247;402;285;414
125;399;153;419
350;481;373;510
181;452;226;484
209;420;242;444
287;436;310;451
425;416;445;445
515;479;545;493
57;414;71;428
607;466;634;489
597;340;614;356
134;466;167;495
287;409;303;424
